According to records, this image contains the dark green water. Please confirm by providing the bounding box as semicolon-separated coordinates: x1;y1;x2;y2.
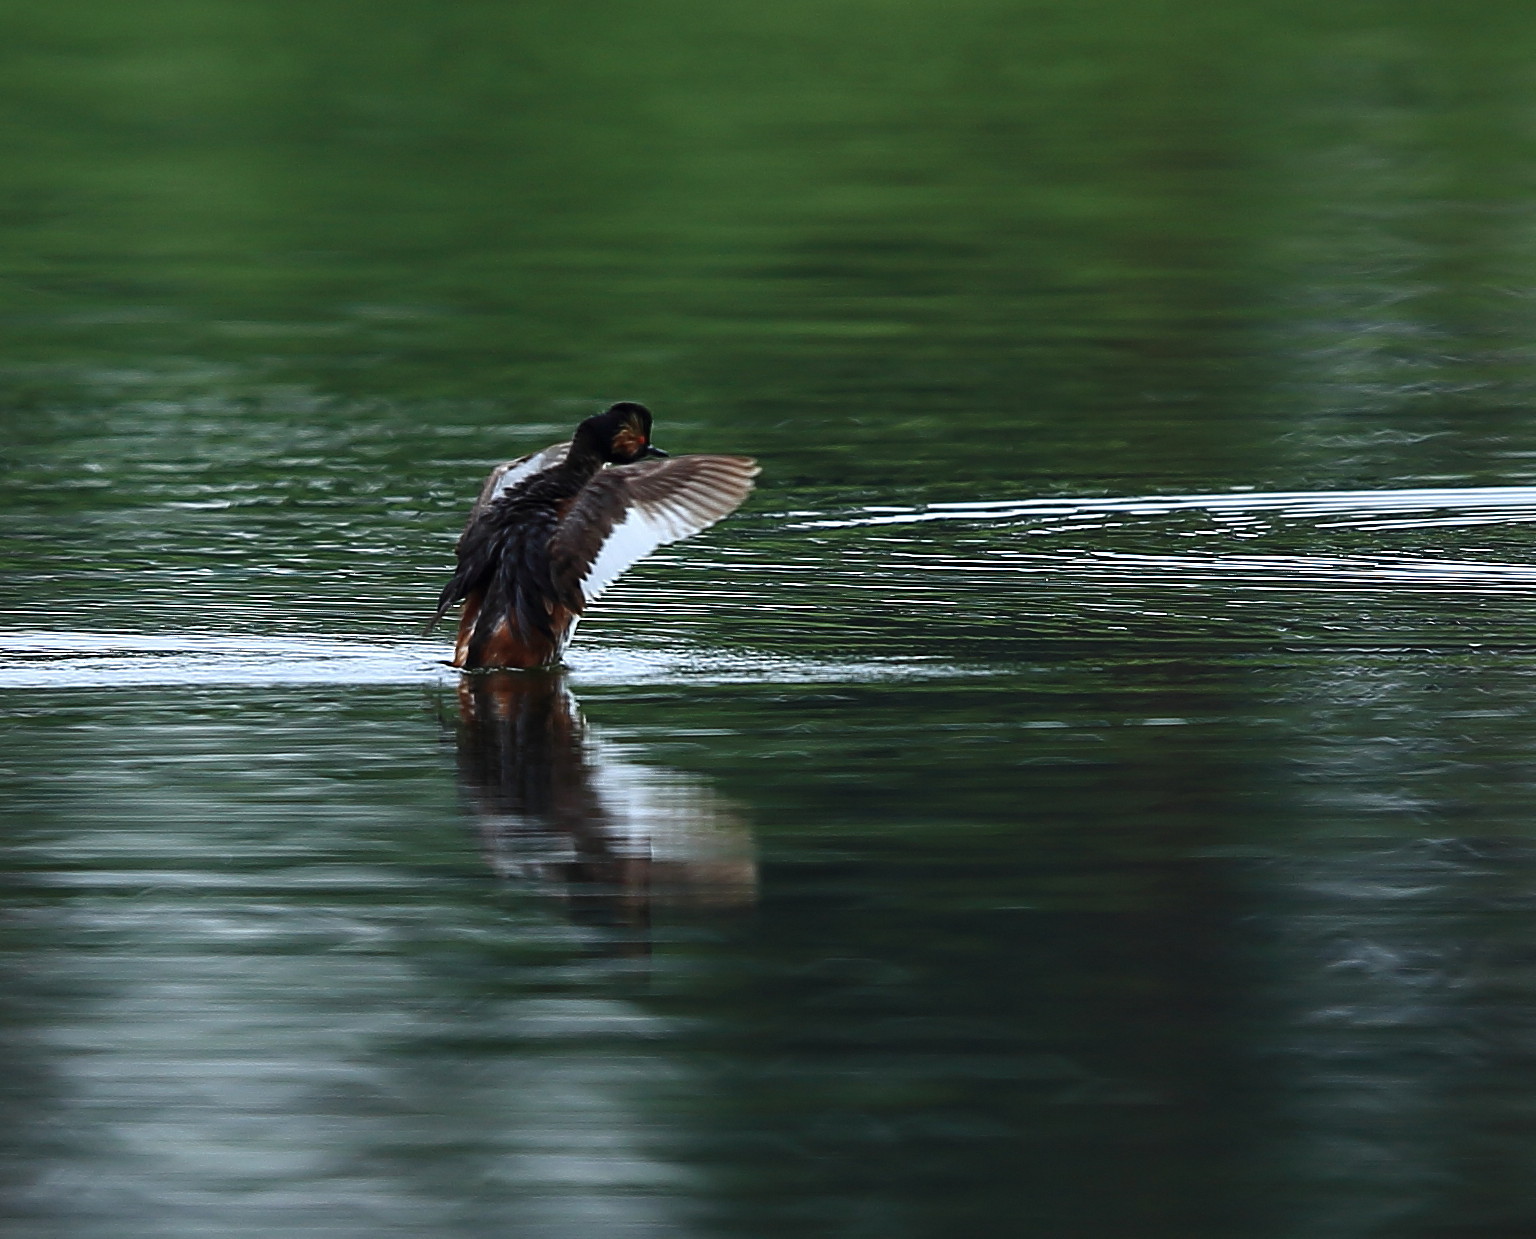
9;2;1536;1236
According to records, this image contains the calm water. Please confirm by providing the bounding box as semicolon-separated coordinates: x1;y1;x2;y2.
8;2;1536;1236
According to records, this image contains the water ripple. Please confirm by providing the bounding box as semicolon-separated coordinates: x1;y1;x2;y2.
599;483;1536;650
790;484;1536;533
11;484;1536;672
0;631;968;690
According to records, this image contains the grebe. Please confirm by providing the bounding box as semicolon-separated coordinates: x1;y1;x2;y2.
427;402;758;669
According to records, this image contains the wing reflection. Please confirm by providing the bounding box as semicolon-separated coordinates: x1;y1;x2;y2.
452;672;755;939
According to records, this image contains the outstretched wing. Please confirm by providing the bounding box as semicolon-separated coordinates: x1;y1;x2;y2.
470;442;569;516
548;455;759;610
424;443;573;635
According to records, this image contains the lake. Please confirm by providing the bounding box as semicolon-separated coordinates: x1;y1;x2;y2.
7;2;1536;1235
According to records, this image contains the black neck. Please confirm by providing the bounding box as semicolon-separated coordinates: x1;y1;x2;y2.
562;437;607;475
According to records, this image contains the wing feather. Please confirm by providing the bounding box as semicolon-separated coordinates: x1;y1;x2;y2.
424;442;572;634
471;442;570;516
549;455;758;608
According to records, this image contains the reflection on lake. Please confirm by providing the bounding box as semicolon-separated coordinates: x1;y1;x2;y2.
453;673;755;943
1261;838;1536;1238
10;656;1536;1235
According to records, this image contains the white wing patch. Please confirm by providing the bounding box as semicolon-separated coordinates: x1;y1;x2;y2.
572;456;759;605
475;442;570;512
579;506;692;604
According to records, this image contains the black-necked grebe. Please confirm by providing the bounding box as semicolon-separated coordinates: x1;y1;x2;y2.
427;402;758;669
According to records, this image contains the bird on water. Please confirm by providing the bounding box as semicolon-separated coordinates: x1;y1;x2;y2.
426;402;759;670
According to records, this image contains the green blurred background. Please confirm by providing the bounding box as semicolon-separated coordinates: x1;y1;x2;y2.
8;0;1536;491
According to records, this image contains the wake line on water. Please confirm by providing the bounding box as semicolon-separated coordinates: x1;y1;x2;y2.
789;484;1536;532
10;484;1536;687
935;549;1536;592
0;632;965;691
739;483;1536;598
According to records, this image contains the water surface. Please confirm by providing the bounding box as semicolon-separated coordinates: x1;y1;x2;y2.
8;3;1536;1237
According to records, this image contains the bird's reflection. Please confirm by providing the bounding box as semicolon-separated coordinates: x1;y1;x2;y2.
451;672;755;943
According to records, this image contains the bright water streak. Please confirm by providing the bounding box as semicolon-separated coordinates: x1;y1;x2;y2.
10;483;1536;691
